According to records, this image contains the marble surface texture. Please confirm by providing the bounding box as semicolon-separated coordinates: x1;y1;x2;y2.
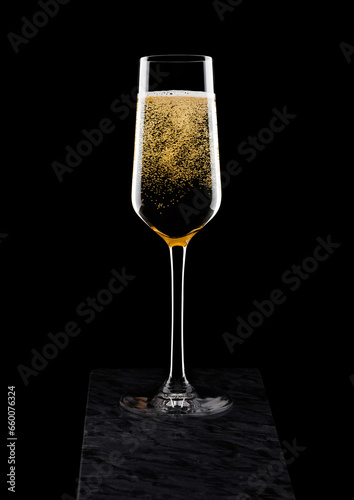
77;368;295;499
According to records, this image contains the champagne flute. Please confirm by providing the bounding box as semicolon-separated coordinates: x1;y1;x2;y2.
120;55;233;416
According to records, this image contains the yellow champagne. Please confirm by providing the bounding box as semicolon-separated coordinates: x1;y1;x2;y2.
132;90;221;246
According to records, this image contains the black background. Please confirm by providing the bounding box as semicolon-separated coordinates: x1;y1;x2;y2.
2;1;354;499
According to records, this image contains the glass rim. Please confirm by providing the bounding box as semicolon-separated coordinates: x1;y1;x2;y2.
140;54;212;63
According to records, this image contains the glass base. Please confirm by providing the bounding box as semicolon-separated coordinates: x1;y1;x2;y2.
120;382;233;418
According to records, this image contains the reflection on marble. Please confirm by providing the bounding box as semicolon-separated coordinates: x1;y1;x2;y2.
77;368;295;499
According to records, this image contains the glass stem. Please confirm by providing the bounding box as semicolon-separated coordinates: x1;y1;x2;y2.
162;244;192;395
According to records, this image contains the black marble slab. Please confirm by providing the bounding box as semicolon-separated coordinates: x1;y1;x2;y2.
77;368;295;499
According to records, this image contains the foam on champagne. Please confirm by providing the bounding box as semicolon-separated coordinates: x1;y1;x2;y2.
138;90;216;99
